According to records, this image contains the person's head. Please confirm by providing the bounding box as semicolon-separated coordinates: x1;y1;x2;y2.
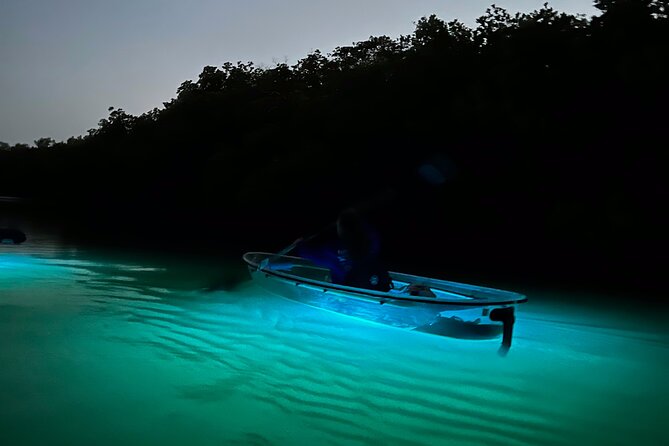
337;208;368;255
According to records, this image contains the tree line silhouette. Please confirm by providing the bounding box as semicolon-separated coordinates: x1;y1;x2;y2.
1;1;667;296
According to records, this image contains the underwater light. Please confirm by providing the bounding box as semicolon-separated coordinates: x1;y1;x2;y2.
0;254;38;269
0;253;80;286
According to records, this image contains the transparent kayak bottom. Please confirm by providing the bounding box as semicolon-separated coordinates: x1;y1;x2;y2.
249;268;507;340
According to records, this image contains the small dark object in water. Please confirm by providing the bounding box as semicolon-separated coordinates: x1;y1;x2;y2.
0;228;27;244
404;284;436;297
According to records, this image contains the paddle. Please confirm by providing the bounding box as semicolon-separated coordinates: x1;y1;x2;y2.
204;223;337;292
257;222;336;271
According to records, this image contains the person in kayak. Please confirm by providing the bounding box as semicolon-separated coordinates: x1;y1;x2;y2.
294;208;392;292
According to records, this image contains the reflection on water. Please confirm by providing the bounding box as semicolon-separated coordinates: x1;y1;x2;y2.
0;233;667;446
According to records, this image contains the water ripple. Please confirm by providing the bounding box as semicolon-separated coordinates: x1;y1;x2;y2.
1;244;667;446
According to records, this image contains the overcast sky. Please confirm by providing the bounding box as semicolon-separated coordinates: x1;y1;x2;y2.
0;0;597;144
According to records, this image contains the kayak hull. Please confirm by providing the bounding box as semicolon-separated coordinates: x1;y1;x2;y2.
243;252;526;350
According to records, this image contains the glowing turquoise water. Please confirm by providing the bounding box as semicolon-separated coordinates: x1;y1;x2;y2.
1;240;667;446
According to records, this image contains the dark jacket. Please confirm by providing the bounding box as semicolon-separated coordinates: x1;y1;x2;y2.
296;225;392;292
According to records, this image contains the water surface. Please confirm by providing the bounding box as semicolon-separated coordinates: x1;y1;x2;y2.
1;234;667;446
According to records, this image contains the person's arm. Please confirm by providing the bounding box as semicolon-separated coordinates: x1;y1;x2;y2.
295;241;337;269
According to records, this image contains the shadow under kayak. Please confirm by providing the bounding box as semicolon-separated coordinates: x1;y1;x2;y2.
243;252;527;355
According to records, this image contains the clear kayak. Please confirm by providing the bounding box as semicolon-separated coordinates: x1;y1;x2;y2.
243;252;527;355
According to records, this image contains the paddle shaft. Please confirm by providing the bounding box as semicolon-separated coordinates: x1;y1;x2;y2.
260;223;335;270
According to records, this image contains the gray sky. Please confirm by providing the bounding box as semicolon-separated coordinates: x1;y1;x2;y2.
0;0;596;144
